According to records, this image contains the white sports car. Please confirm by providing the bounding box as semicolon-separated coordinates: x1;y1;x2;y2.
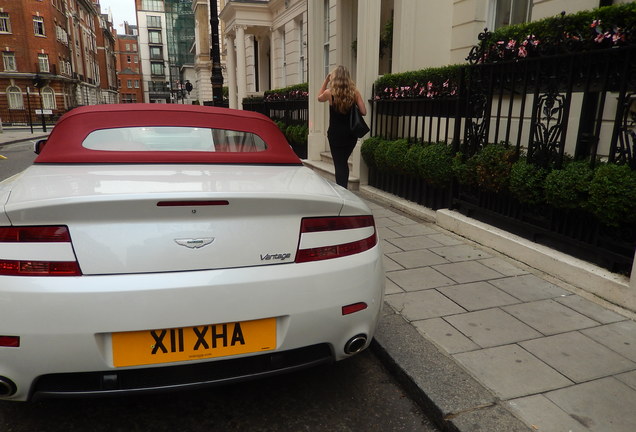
0;104;384;401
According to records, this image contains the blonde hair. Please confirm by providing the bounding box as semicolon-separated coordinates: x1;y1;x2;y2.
329;65;356;114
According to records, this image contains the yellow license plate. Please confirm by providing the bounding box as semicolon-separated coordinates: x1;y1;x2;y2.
112;318;276;367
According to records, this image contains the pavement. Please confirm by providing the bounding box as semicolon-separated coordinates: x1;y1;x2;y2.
0;127;50;148
2;128;636;431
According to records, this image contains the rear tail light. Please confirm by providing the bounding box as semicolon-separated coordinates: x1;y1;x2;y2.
0;226;82;276
295;215;377;263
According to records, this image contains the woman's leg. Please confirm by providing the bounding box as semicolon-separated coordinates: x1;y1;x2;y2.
328;135;357;188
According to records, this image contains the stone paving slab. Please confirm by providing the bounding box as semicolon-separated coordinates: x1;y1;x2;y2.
445;308;542;348
437;281;520;311
520;332;636;382
453;345;573;400
502;299;599;335
544;378;636;432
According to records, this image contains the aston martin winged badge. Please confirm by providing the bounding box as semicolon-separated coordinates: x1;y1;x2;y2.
174;238;215;249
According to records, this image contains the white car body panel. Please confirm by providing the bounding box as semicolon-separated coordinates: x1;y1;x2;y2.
0;105;384;401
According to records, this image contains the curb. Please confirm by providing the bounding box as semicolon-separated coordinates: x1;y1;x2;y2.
371;306;532;432
0;134;49;147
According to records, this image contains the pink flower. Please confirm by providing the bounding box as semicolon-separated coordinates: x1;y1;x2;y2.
427;81;433;90
507;40;516;49
595;33;605;43
443;79;449;88
518;46;527;58
591;19;601;28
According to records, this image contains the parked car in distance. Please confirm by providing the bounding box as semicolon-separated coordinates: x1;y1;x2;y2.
0;104;384;401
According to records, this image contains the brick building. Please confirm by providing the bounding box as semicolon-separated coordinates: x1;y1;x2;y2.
116;31;144;103
0;0;119;126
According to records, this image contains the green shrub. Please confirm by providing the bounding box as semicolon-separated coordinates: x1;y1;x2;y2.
509;159;549;205
384;139;410;175
588;163;636;227
452;152;477;186
361;136;383;169
544;160;594;210
374;139;395;173
470;143;516;193
403;143;426;178
417;142;454;187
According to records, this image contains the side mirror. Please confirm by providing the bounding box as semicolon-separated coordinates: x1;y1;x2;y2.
34;139;47;155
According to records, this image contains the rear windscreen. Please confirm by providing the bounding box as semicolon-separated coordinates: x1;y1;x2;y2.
82;127;268;153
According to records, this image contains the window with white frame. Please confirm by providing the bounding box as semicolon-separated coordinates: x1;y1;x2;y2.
489;0;532;30
134;80;139;88
148;30;162;44
141;0;164;12
7;86;23;110
151;62;164;76
147;15;162;28
33;16;45;36
38;54;49;72
127;79;132;88
42;87;56;110
2;52;16;71
0;12;11;33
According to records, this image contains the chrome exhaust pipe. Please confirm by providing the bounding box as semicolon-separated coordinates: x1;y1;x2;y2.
344;334;367;354
0;376;17;397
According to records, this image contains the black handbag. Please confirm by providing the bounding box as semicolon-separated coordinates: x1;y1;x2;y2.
349;104;370;138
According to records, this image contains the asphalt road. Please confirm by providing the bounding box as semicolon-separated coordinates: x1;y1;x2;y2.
0;143;439;432
0;140;38;179
0;350;438;432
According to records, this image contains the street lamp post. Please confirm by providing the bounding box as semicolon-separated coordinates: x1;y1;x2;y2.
33;75;47;133
209;0;223;106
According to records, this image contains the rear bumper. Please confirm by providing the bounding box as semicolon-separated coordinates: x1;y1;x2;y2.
0;248;384;401
31;344;332;401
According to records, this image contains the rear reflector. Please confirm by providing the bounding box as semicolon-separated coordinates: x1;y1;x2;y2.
0;226;82;276
295;215;377;263
0;336;20;348
342;302;368;315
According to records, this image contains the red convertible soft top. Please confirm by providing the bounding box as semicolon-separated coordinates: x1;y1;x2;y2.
34;104;302;165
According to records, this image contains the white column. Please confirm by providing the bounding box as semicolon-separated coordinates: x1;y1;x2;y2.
269;29;277;89
353;0;381;185
225;34;238;109
236;25;247;109
307;0;326;161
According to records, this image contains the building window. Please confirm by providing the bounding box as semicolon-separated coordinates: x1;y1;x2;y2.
122;93;137;103
38;54;50;72
7;86;24;110
33;16;45;37
490;0;532;30
148;30;162;44
141;1;164;12
150;46;162;60
125;43;130;51
0;12;11;33
134;80;140;88
127;80;133;88
118;79;121;88
150;62;164;76
134;56;138;63
2;52;16;71
133;43;137;51
127;55;131;63
42;87;56;110
147;15;161;28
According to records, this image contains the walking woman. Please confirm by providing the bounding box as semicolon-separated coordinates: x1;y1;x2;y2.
317;65;367;189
